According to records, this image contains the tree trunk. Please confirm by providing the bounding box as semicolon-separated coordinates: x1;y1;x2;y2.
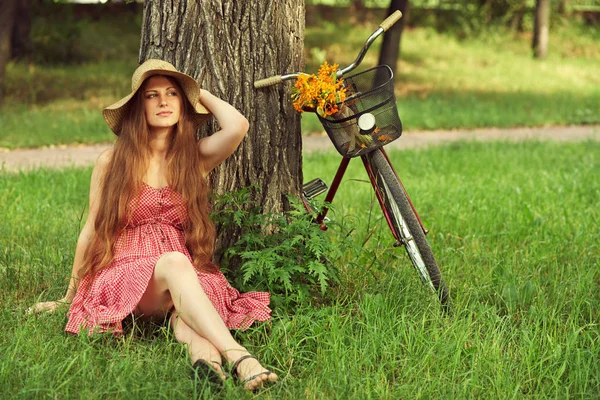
376;0;408;86
485;0;493;23
139;1;305;262
532;0;550;59
0;0;18;107
11;0;33;60
558;0;568;15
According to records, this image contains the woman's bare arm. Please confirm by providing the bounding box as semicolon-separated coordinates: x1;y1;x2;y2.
29;148;112;314
197;89;249;173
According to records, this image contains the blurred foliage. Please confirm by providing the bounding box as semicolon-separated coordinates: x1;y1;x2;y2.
30;4;84;64
23;0;598;67
27;0;142;65
431;0;578;37
2;1;598;147
309;0;598;37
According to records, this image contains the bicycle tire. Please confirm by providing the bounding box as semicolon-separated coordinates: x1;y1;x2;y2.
367;149;452;310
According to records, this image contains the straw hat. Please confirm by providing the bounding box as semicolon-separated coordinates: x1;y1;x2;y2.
102;59;211;135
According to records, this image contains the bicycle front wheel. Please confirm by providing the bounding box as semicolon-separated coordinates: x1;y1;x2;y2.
366;149;452;310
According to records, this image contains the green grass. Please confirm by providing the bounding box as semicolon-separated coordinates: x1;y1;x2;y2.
301;21;600;133
1;10;599;148
1;141;598;398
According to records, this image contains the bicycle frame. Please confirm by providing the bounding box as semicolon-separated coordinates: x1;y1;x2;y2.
313;148;428;239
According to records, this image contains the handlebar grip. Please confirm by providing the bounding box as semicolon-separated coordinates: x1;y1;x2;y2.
254;75;283;88
379;10;403;32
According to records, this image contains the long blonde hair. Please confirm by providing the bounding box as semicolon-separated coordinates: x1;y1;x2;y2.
81;75;217;284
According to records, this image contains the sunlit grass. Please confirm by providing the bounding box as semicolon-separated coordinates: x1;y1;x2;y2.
1;141;598;398
0;104;114;149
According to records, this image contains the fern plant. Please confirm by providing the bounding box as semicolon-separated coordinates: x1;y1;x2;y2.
211;186;343;310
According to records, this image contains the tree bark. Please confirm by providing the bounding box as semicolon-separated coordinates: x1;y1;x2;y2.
532;0;550;59
376;0;408;86
0;0;18;107
139;1;305;262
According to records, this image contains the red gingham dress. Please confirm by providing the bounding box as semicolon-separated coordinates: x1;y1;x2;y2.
65;182;271;335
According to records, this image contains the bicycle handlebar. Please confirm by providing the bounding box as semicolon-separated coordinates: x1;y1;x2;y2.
254;75;283;89
380;9;403;32
253;10;403;88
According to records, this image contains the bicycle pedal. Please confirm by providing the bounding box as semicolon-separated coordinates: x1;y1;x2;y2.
302;178;328;200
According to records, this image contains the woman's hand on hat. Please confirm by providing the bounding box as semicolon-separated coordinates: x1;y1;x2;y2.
27;297;70;315
198;88;209;104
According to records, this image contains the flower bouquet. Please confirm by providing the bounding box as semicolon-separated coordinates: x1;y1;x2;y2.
291;62;373;151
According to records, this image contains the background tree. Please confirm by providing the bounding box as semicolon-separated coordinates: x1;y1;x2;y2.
558;0;568;15
376;0;408;85
11;0;33;60
139;0;305;262
533;0;551;59
0;0;18;107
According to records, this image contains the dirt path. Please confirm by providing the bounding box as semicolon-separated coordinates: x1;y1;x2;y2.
1;125;599;172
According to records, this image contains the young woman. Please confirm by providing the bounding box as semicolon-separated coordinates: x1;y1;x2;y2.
29;59;278;391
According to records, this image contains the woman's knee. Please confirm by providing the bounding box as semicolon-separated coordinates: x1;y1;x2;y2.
155;251;195;281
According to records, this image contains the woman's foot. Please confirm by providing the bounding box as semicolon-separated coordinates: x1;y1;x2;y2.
230;354;278;391
191;359;227;389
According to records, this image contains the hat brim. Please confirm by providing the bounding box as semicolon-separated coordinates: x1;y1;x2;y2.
102;69;211;135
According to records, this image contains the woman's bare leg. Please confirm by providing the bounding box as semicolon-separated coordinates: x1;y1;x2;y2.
136;252;278;390
169;313;226;379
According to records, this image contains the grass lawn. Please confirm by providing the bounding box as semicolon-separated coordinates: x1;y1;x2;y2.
1;141;598;398
1;9;599;149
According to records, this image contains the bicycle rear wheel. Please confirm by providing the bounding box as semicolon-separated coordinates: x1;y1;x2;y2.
366;149;452;310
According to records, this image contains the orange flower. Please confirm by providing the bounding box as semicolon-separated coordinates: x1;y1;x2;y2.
291;61;347;118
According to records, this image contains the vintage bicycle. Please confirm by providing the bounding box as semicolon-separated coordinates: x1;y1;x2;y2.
254;11;451;309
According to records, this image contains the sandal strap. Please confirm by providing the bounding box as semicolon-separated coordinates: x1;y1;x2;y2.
231;354;257;375
193;359;223;370
244;370;273;384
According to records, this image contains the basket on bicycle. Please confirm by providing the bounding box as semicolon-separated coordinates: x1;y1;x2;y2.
318;65;402;158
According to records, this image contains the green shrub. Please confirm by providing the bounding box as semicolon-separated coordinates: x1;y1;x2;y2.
211;186;344;311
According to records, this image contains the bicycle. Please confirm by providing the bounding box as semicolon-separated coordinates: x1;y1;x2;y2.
254;11;452;310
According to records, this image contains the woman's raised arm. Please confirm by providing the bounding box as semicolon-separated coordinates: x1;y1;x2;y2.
197;89;249;173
